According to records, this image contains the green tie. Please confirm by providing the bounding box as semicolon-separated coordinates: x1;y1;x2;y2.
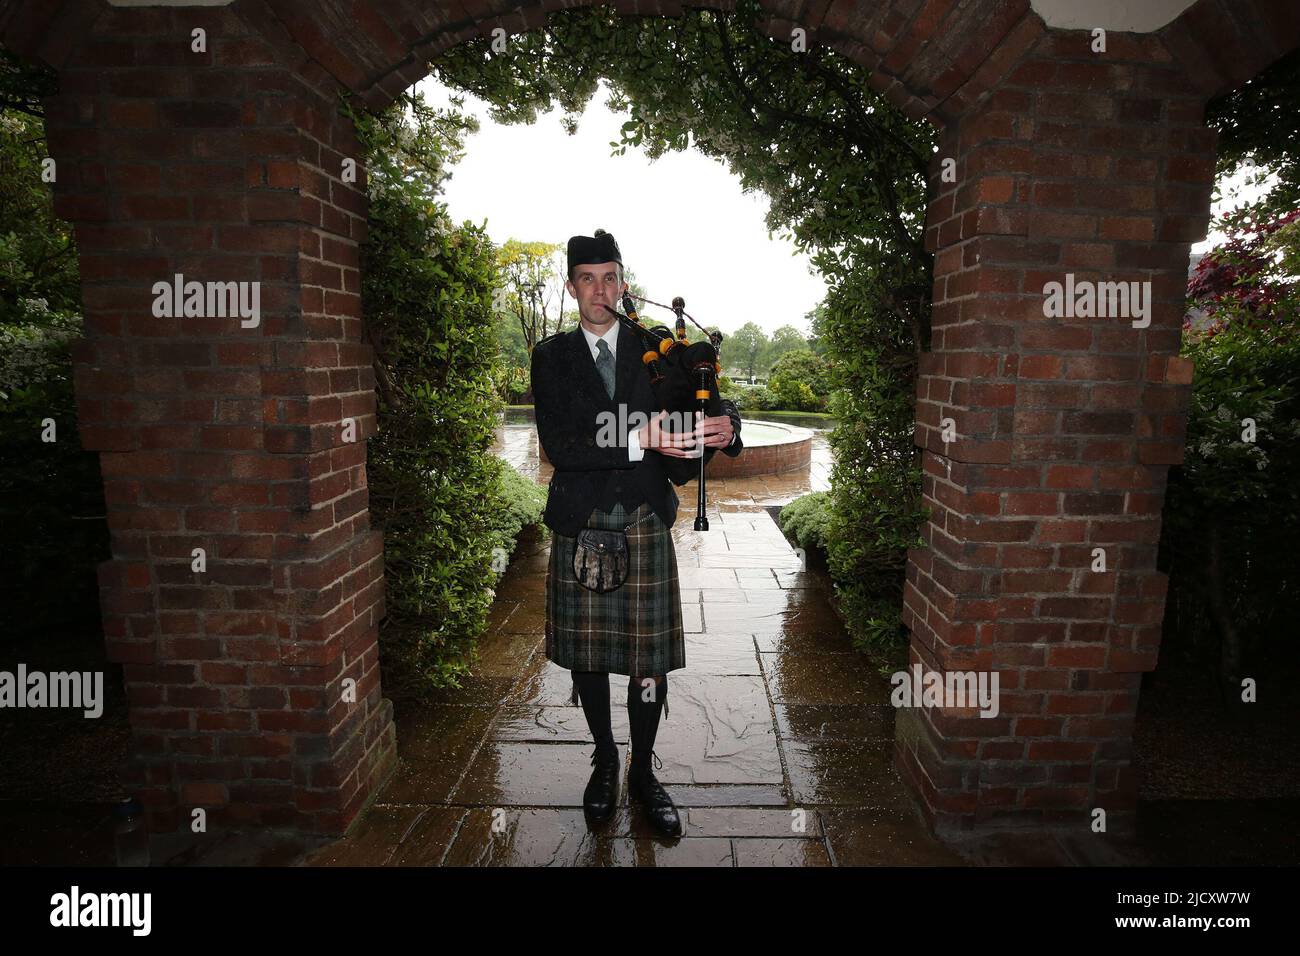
595;338;615;399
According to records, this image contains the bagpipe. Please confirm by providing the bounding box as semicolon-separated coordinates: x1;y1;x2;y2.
599;291;724;532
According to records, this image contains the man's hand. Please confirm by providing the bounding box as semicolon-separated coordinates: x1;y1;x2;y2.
635;410;700;459
635;410;734;457
697;413;735;449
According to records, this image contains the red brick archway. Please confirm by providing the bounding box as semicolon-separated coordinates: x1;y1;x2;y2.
1;0;1296;842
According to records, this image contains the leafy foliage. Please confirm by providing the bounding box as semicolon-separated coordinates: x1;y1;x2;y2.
429;1;933;299
715;323;819;382
1160;203;1300;683
766;324;810;365
1205;48;1300;221
494;238;571;353
0;45;57;122
486;459;548;563
344;88;531;698
727;321;769;381
818;250;931;651
767;348;831;411
492;306;529;361
1187;206;1299;331
0;51;108;635
0;99;81;326
778;490;832;553
491;362;531;403
733;384;779;412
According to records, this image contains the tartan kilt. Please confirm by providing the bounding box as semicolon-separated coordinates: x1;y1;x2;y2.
545;500;686;678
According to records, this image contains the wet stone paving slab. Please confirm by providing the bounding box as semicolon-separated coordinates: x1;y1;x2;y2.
300;425;968;867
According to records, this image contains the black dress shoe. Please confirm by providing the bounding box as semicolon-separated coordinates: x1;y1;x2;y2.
583;748;620;822
628;751;681;836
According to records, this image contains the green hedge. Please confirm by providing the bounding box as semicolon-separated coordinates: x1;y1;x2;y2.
815;253;931;654
734;385;780;412
346;89;540;699
778;491;832;554
486;460;547;571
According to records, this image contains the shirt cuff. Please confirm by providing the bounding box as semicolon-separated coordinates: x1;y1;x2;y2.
628;428;645;461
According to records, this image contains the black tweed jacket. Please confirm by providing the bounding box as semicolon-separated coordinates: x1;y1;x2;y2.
531;322;743;536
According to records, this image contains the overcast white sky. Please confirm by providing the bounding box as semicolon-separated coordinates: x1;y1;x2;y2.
413;75;1270;329
414;76;830;337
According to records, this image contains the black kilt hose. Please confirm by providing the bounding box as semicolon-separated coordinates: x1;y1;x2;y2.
546;501;685;717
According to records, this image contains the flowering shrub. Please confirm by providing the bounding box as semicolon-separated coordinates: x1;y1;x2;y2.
1160;203;1300;685
1186;206;1299;333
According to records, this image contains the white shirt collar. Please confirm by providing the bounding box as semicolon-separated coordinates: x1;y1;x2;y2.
580;321;619;360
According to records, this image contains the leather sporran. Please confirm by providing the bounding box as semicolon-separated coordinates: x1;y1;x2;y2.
573;528;630;593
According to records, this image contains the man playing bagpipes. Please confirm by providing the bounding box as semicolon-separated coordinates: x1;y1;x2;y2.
530;228;743;837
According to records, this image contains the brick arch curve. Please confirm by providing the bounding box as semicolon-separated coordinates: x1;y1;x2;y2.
1;0;1296;847
316;0;1043;128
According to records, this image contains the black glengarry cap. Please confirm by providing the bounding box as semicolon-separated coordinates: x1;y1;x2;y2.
567;228;623;278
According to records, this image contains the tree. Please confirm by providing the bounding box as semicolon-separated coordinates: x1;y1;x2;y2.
1186;205;1299;331
0;50;81;326
617;265;649;314
764;323;808;371
492;307;529;368
770;348;830;392
803;303;829;356
727;321;769;381
1205;47;1300;221
496;239;569;354
0;45;56;122
768;349;830;412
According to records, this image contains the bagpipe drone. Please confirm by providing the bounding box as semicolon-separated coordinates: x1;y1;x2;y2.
599;291;725;532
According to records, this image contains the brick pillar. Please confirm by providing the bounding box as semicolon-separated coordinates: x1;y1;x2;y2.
896;30;1212;837
39;3;394;835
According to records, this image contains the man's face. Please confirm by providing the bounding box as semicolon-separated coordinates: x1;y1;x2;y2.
566;262;627;331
